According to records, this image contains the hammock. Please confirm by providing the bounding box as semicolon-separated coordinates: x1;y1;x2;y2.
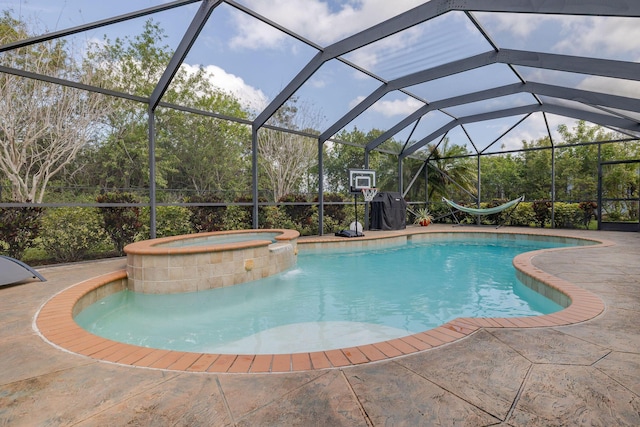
442;195;524;216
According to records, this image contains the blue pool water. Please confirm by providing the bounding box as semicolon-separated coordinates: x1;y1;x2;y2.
76;237;570;354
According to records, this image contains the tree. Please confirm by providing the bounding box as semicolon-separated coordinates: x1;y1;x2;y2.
79;20;176;192
157;68;252;198
258;98;322;201
554;121;609;201
161;111;251;197
480;154;524;200
425;138;476;201
323;127;384;193
79;20;252;199
0;12;112;202
520;137;553;200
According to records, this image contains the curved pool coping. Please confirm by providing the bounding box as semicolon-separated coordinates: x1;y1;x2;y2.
35;228;611;374
124;228;300;255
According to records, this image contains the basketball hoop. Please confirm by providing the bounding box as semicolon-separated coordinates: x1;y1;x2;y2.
361;187;378;202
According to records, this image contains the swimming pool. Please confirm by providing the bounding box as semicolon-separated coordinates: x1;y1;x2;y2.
76;236;570;354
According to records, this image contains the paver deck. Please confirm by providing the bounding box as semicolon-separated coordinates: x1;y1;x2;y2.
1;225;638;426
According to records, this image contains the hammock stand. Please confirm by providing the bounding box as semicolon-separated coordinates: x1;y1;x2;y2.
442;195;525;228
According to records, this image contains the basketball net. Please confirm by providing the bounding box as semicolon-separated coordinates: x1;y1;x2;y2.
361;187;378;202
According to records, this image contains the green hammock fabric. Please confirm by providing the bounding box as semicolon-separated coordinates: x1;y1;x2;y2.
442;195;524;216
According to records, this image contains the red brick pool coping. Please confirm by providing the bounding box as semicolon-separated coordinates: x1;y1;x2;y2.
36;228;611;374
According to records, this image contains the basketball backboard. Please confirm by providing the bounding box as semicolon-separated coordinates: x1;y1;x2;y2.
348;169;376;195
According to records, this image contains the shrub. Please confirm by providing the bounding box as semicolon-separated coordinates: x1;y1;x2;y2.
342;199;366;229
233;194;269;229
315;192;347;224
553;202;583;229
309;208;341;235
603;203;623;221
278;193;313;227
0;203;44;259
429;202;453;224
186;193;226;232
532;200;552;227
40;207;109;262
262;206;297;230
441;199;475;224
482;199;508;226
578;201;598;228
507;202;536;227
139;205;193;239
96;192;143;256
222;205;251;230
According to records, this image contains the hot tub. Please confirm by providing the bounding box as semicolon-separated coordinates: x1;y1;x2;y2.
124;229;299;294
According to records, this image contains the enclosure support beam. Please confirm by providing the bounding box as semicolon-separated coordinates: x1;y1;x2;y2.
425;161;429;206
147;0;220;233
400;104;640;159
318;139;325;235
149;0;220;110
544;113;556;228
403;162;426;199
330;48;640;147
148;108;157;239
252;126;259;229
0;0;202;53
366;82;640;153
551;144;556;228
400;105;543;159
476;155;481;225
597;144;603;231
396;158;400;195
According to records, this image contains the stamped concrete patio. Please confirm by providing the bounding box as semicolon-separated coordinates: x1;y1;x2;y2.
1;226;638;426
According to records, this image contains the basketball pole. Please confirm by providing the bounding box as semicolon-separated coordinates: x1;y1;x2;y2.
354;191;359;236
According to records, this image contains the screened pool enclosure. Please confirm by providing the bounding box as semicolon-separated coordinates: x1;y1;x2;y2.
1;0;640;234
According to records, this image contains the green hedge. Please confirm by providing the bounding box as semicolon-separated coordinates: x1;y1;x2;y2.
40;207;110;262
507;202;536;226
138;205;193;239
96;192;144;256
0;204;43;259
429;200;586;229
2;193;597;265
186;193;226;232
553;202;584;229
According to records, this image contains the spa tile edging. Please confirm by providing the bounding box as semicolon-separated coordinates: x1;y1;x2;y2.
36;228;608;374
124;229;300;255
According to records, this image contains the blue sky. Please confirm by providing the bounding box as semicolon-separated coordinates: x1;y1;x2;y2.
3;0;640;153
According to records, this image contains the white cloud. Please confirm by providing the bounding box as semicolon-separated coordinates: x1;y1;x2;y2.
349;95;423;117
577;75;640;99
553;17;640;59
497;113;571;151
345;24;424;72
348;95;366;108
477;12;552;39
475;13;640;62
229;0;425;49
180;64;268;111
228;14;288;50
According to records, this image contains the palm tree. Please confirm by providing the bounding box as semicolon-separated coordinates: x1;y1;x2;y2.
426;138;477;201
